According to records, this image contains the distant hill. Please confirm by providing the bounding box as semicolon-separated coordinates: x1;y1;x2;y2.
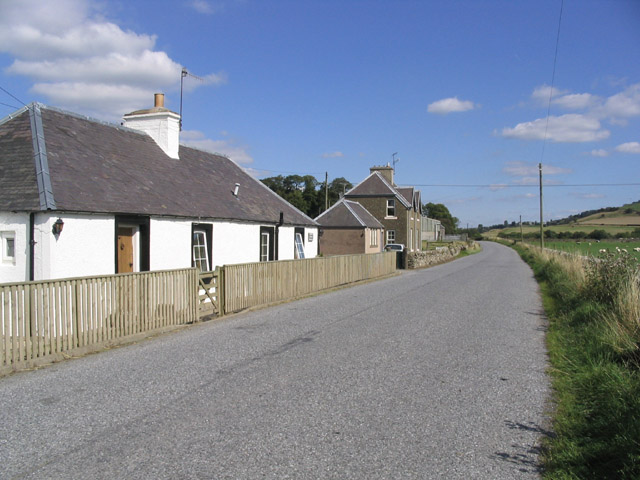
549;200;640;227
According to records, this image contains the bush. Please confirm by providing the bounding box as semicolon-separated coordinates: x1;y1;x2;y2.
585;253;637;306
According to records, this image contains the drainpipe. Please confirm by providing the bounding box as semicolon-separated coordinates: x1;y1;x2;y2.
29;212;35;281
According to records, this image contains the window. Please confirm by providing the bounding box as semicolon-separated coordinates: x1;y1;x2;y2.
192;231;209;271
1;232;16;265
260;226;276;262
191;223;213;271
294;233;305;259
386;230;395;244
260;232;270;261
386;199;396;217
410;228;413;250
370;229;378;247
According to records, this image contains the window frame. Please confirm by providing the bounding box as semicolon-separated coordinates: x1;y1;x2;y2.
191;223;213;271
386;230;395;244
386;199;396;218
1;232;16;265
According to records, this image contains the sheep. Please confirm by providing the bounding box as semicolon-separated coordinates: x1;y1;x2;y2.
599;249;608;253
633;247;640;252
621;248;628;253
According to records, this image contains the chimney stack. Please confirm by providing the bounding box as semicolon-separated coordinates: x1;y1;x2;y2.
370;163;394;185
122;93;181;159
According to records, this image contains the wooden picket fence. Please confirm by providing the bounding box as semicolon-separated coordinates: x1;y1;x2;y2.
224;251;396;313
1;268;198;374
1;253;395;374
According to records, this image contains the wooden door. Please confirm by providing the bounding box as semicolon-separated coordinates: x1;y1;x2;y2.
118;227;134;273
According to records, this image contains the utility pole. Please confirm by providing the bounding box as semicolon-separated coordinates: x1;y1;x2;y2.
520;215;523;244
539;163;544;249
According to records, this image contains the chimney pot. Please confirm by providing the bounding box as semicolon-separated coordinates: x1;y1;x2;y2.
154;93;165;108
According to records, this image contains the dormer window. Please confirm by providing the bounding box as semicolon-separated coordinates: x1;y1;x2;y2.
386;199;396;217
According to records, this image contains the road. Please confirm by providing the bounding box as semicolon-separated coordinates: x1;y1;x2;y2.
0;242;550;479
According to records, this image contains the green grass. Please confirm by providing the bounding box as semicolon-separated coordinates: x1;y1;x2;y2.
541;240;640;261
511;244;640;479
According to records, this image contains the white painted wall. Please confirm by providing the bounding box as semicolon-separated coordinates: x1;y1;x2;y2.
34;213;114;281
212;222;260;267
0;212;29;283
150;218;191;271
1;210;319;282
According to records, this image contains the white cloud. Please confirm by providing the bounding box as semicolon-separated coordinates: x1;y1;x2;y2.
181;130;253;165
599;84;640;121
531;84;567;104
553;93;598;110
322;151;344;158
190;1;223;14
0;0;225;120
427;97;475;114
501;114;610;143
587;149;609;157
503;161;571;178
615;141;640;154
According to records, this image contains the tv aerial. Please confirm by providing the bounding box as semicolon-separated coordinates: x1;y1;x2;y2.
179;67;204;131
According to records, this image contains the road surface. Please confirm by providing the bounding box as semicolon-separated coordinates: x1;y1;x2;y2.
0;241;550;479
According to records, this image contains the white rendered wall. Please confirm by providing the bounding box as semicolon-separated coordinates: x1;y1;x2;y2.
0;212;29;283
279;226;295;260
211;222;260;267
34;213;114;281
150;218;192;271
277;226;318;260
304;227;318;258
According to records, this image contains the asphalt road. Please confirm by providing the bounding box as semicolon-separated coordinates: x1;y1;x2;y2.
0;241;550;479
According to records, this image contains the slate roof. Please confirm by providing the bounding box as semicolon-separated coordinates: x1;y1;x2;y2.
0;104;316;227
315;199;383;229
344;171;412;208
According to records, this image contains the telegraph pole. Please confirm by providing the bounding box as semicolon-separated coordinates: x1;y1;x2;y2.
539;163;544;249
520;215;523;244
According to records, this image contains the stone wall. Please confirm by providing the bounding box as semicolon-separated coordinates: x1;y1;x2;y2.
407;241;479;269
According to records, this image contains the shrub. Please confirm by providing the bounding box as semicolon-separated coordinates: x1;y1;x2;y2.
585;252;637;306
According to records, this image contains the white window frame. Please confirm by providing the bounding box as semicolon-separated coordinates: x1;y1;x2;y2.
1;232;16;265
294;233;305;259
386;230;395;244
260;232;270;262
192;230;209;271
370;229;378;247
386;199;396;218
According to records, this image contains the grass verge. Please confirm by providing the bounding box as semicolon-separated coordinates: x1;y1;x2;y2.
512;243;640;479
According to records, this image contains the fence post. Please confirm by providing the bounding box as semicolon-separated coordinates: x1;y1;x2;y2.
218;266;225;316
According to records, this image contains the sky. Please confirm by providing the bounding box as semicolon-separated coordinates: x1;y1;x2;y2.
1;0;639;227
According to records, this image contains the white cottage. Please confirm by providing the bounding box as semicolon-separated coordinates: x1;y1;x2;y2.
0;95;318;283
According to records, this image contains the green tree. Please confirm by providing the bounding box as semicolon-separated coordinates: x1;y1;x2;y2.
423;202;459;234
260;174;352;218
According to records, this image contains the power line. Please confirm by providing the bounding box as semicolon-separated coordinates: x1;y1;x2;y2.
405;183;640;188
0;85;26;107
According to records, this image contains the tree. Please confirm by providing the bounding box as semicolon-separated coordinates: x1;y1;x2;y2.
260;174;352;218
423;202;459;234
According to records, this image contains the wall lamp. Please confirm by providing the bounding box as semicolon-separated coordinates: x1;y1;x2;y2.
52;218;64;236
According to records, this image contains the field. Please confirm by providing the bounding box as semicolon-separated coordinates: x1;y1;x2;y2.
529;240;640;261
484;224;637;239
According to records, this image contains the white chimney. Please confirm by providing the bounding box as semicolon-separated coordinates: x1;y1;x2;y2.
122;93;181;159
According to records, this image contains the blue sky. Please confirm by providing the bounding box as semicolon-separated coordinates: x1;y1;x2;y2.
1;0;639;227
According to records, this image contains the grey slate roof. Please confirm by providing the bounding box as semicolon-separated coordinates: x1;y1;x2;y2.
315;199;383;229
345;171;412;208
0;104;316;227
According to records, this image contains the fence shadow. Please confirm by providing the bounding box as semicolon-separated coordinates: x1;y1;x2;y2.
490;420;555;474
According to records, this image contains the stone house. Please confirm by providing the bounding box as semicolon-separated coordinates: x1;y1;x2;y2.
315;199;384;256
344;165;422;252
